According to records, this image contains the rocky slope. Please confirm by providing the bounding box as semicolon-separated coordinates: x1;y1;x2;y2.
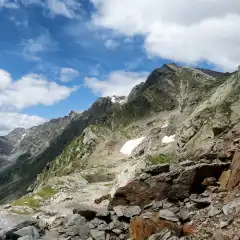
0;97;114;202
1;64;240;239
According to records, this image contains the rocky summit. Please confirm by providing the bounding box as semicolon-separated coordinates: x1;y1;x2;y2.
1;64;240;240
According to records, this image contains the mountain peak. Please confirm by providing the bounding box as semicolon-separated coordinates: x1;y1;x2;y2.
68;110;79;119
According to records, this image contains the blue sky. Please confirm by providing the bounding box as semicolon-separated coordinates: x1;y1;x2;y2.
0;0;239;135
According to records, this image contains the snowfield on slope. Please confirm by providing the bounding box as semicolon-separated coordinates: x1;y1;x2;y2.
161;122;169;128
162;134;175;143
120;137;145;155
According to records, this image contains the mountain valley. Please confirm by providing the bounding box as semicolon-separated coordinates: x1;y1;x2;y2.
1;64;240;240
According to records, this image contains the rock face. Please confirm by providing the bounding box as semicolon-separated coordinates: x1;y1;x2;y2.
0;154;239;240
109;163;229;207
226;151;240;189
9;64;236;201
0;99;114;202
0;214;37;238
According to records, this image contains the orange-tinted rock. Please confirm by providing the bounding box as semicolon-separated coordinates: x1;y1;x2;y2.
219;170;231;189
227;151;240;189
130;215;182;240
129;213;196;240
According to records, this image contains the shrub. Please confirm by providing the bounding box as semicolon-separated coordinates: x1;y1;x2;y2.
37;186;57;199
12;197;40;209
147;154;171;165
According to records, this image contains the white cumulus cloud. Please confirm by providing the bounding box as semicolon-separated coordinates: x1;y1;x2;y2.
0;112;46;136
0;69;75;135
0;70;76;110
60;67;80;82
90;0;240;71
0;69;12;90
84;70;149;96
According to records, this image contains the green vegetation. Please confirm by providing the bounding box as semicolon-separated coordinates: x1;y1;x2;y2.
10;209;28;215
36;135;84;184
37;186;57;199
12;197;40;209
35;124;112;188
147;154;171;165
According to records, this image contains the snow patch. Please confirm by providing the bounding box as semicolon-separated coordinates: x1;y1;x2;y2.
111;96;126;105
18;133;26;144
111;96;116;103
119;99;125;105
120;137;145;155
161;122;169;128
20;133;26;141
162;134;175;143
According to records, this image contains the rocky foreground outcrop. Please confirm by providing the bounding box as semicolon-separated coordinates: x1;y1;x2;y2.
109;162;229;207
1;157;240;240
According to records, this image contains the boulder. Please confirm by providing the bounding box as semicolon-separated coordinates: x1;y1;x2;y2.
177;209;190;222
145;164;170;176
123;206;141;218
113;206;125;217
109;174;172;207
227;151;240;189
144;200;163;211
109;163;229;207
113;205;142;218
13;226;39;239
64;214;89;239
191;197;211;209
0;214;37;239
112;229;122;234
73;205;109;220
201;177;218;186
88;218;105;229
222;198;240;215
208;206;222;217
130;215;183;240
96;222;109;231
109;219;128;231
219;170;231;189
158;210;179;222
94;194;111;204
90;229;105;240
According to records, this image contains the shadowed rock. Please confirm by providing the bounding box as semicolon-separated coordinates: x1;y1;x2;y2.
109;163;229;207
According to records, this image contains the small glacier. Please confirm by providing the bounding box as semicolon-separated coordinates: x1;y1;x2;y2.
162;134;175;143
120;137;145;155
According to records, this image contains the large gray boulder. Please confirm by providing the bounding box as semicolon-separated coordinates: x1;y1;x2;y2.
64;214;90;239
0;214;37;239
13;226;39;239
